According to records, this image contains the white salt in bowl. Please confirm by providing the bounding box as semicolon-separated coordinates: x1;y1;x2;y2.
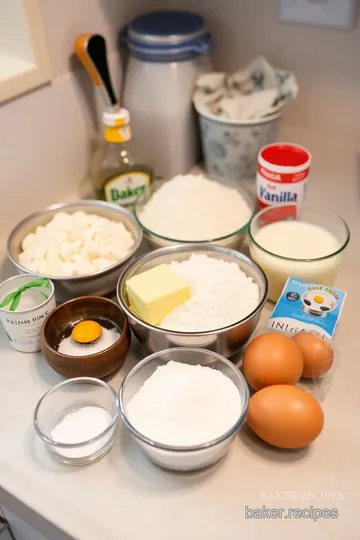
119;348;250;472
33;377;120;466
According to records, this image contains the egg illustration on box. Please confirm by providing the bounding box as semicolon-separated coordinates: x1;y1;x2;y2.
301;290;337;318
267;277;347;341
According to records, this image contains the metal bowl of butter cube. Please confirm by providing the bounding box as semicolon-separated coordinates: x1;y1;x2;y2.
117;244;268;358
7;201;142;302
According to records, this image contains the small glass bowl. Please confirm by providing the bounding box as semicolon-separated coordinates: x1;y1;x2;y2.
119;348;250;473
248;205;350;302
134;178;256;250
34;377;120;466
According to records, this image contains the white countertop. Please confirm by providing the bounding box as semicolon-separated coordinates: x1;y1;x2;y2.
0;127;359;540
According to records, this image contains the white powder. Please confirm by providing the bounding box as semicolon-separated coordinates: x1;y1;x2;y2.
58;326;119;356
127;361;241;446
138;174;252;241
51;406;113;458
160;254;260;332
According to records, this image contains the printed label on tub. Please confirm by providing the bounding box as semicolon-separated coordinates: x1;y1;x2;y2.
256;166;308;209
267;277;347;340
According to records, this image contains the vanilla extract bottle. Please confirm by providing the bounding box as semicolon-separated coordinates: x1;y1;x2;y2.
90;108;153;207
75;33;153;207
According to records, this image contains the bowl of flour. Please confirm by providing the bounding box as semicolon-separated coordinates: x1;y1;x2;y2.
117;243;268;358
134;174;256;250
119;347;250;472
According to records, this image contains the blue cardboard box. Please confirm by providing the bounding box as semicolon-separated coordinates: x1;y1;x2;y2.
267;277;347;340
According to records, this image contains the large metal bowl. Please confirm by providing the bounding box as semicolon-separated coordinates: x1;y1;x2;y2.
117;244;268;358
7;200;143;301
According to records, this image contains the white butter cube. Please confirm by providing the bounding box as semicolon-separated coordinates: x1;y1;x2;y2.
21;233;37;252
93;258;112;271
18;252;31;267
58;262;77;276
76;260;95;275
28;242;49;260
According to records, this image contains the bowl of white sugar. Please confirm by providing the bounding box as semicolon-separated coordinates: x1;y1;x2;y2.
134;174;256;250
34;377;119;466
117;243;268;358
119;347;250;472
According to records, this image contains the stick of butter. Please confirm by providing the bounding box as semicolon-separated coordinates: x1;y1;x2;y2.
125;264;191;326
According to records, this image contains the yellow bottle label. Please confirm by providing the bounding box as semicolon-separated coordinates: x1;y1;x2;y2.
104;172;151;205
105;125;132;143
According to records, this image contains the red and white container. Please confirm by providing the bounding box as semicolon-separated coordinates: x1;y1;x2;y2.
256;143;311;209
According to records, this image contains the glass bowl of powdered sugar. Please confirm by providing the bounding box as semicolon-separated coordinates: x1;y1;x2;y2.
134;174;256;250
119;347;250;473
34;377;119;465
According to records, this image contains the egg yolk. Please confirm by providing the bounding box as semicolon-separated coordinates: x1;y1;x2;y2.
314;295;324;304
72;320;102;344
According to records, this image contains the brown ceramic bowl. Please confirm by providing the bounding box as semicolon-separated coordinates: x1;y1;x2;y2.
41;296;131;378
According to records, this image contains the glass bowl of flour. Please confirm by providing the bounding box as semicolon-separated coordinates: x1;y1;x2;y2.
119;347;250;472
134;174;256;250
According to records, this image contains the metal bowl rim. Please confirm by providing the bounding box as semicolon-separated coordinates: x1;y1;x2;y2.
7;200;143;281
117;243;268;336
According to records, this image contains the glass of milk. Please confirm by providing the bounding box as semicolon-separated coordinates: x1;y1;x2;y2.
249;205;350;302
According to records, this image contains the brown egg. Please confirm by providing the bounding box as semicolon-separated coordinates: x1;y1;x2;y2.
247;385;324;449
292;332;334;379
243;332;303;390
